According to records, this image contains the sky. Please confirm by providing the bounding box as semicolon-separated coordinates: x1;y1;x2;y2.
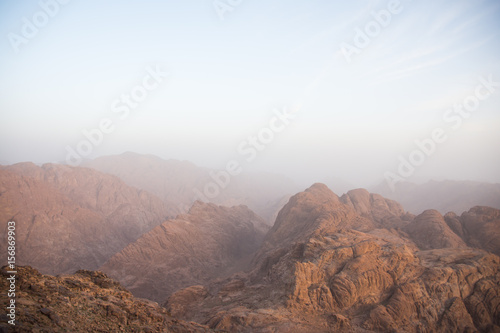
1;0;499;188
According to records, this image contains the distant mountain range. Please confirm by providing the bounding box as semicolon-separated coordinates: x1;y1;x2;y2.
373;179;500;215
83;152;298;222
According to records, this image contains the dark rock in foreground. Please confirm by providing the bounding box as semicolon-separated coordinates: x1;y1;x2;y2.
0;266;214;332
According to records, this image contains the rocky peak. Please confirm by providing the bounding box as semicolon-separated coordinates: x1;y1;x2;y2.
340;188;408;228
404;209;467;250
100;201;270;302
264;183;349;248
459;206;500;256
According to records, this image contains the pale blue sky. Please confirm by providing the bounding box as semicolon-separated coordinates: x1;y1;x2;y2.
1;0;499;187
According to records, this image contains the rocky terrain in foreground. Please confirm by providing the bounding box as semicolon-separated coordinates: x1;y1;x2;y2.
0;266;214;333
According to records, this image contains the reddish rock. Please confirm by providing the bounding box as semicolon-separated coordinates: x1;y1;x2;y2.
460;206;500;256
404;209;467;250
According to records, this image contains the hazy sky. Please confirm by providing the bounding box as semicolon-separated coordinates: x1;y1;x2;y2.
1;0;499;187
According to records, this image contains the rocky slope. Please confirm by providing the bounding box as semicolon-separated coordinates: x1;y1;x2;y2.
165;184;500;332
0;163;176;275
0;266;213;332
101;201;270;302
83;152;297;222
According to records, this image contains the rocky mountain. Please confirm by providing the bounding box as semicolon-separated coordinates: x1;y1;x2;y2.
3;160;499;333
0;163;176;275
83;152;298;222
444;206;500;256
373;179;500;215
101;201;270;302
403;209;468;250
0;266;212;332
165;184;500;332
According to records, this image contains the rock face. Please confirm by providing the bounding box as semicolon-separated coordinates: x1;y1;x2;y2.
83;152;297;222
404;209;467;250
101;201;270;302
0;266;212;332
445;206;500;256
340;188;412;229
0;163;175;274
166;184;500;332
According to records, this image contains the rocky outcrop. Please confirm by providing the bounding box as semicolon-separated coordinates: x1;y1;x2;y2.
101;201;270;302
405;206;500;255
166;184;500;332
0;266;212;332
364;248;500;332
0;163;175;275
404;209;467;250
456;206;500;256
340;188;411;228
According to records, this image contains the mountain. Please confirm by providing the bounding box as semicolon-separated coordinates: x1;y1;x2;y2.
444;206;500;256
100;201;270;302
0;163;176;275
165;184;500;332
0;266;212;332
3;158;499;332
83;152;298;222
403;209;468;250
373;179;500;215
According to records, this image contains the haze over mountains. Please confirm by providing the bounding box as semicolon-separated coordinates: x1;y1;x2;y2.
84;152;500;217
83;152;299;223
2;0;499;331
2;152;500;276
374;179;500;215
1;153;500;331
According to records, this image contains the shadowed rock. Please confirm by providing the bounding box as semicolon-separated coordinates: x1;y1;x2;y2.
101;201;270;302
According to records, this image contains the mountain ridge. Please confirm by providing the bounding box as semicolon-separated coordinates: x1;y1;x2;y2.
164;183;500;332
0;162;176;274
83;152;299;222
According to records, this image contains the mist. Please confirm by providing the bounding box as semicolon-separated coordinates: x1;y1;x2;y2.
1;0;499;190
